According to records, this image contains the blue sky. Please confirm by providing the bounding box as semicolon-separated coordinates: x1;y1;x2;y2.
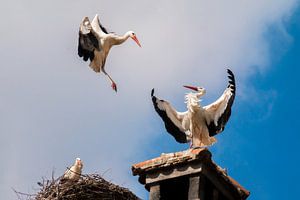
0;1;299;199
235;9;300;199
214;8;300;199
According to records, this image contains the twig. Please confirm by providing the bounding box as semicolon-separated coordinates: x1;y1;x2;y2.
101;168;112;178
12;187;35;200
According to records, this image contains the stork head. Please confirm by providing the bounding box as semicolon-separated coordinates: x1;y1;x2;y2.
183;85;206;97
184;85;206;111
128;31;141;47
75;158;83;169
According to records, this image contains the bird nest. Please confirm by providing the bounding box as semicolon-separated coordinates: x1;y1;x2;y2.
15;173;140;200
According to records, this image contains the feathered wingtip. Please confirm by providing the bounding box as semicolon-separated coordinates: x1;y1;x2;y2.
226;68;236;93
92;14;100;23
92;14;109;34
81;16;90;24
79;17;92;34
151;88;155;97
227;68;234;80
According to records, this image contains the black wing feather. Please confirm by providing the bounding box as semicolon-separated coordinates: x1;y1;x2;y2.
78;32;99;62
151;89;188;143
207;69;236;136
99;22;109;34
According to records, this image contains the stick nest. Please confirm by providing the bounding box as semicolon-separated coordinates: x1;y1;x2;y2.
18;173;140;200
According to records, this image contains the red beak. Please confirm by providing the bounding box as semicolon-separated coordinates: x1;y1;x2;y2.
183;85;198;91
131;35;141;47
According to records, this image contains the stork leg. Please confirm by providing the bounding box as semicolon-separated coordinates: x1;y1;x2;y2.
103;70;117;92
188;135;193;148
186;131;193;148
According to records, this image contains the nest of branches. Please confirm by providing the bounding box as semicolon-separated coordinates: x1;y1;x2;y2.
16;173;140;200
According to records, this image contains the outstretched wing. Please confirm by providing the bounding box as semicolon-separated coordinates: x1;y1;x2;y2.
204;69;236;136
91;14;109;37
151;89;189;143
78;17;100;62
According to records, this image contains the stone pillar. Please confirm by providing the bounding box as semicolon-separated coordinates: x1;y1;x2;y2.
213;189;219;200
149;184;160;200
188;174;204;200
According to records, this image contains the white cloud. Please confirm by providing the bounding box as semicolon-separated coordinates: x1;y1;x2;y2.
0;0;298;199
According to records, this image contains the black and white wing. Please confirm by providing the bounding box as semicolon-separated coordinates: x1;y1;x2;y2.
88;14;111;73
78;17;100;62
204;69;236;136
91;14;109;36
151;89;189;143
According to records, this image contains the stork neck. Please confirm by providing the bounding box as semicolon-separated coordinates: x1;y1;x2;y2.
74;164;83;171
112;32;131;45
185;93;201;112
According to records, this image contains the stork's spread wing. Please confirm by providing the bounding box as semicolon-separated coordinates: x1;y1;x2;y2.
204;69;236;136
91;14;109;36
78;17;100;62
151;89;189;143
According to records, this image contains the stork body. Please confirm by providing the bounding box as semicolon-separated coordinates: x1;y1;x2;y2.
78;14;141;92
151;69;236;148
62;158;83;182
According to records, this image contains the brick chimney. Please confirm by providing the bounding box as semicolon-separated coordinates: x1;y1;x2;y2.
132;148;249;200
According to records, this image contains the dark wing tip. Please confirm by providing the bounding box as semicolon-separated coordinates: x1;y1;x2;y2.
227;68;233;75
100;24;109;34
226;68;235;89
96;16;109;34
151;88;155;97
208;69;236;137
227;69;234;80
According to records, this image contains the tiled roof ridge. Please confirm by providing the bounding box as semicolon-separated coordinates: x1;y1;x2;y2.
132;148;210;175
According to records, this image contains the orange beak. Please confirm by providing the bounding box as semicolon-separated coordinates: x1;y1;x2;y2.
183;85;198;91
131;35;141;47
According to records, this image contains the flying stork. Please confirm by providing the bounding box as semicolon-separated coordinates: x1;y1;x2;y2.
151;69;236;148
78;14;141;92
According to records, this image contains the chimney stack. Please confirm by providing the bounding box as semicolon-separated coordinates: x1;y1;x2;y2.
132;148;249;200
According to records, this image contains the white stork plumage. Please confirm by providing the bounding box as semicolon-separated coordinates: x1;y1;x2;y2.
61;158;83;182
78;14;141;92
151;69;236;148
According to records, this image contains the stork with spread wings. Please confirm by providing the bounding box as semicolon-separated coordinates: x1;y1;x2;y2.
78;14;141;92
151;69;236;148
